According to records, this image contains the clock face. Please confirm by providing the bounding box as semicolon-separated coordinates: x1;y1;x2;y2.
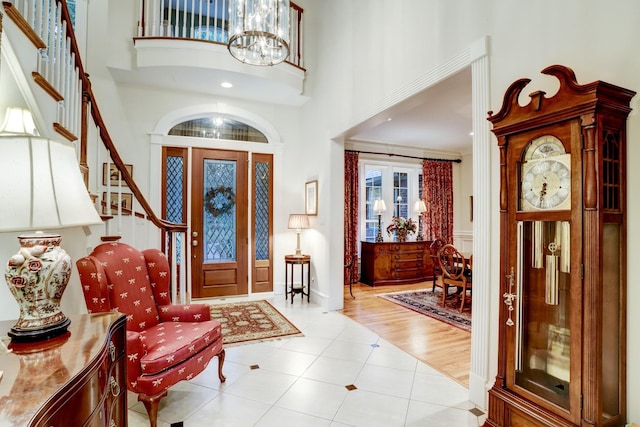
523;135;565;161
520;136;571;211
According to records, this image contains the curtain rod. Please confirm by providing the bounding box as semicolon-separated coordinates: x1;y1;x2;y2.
345;149;462;163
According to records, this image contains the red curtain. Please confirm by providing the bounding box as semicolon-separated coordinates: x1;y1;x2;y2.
344;151;359;285
422;160;453;244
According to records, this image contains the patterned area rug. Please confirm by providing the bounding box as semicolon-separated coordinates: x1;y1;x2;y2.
378;289;471;332
209;300;303;346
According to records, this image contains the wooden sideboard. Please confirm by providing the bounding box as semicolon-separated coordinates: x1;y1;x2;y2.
360;241;434;286
0;313;127;426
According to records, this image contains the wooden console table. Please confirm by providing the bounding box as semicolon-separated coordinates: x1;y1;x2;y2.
360;241;434;286
0;313;127;426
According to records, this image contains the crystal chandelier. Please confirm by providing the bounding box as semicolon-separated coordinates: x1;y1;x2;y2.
228;0;290;66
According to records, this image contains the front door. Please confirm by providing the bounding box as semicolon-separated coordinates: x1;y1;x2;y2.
191;148;248;297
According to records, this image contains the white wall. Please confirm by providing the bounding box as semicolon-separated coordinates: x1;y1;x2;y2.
2;0;639;421
302;0;640;421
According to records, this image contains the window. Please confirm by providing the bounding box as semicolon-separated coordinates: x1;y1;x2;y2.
360;162;422;242
365;168;383;241
393;171;408;217
169;116;268;143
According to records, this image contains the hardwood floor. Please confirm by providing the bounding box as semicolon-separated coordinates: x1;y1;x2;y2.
339;281;471;387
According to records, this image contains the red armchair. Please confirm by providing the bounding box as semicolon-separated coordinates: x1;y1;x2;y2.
76;242;225;427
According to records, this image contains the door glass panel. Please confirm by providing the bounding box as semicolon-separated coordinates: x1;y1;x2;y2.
516;220;571;410
165;155;184;263
166;156;184;223
203;159;237;262
255;161;270;261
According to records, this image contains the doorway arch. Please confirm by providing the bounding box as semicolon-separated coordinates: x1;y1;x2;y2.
148;104;285;299
332;36;492;410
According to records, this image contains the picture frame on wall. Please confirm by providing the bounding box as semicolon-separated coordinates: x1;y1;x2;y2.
305;180;318;216
102;192;133;215
103;163;133;186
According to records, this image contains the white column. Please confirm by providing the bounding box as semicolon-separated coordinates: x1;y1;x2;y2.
469;36;492;410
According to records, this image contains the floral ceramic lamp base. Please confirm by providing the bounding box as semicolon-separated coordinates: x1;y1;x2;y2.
5;233;72;342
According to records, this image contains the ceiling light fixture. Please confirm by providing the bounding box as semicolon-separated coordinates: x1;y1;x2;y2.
221;82;233;88
228;0;290;66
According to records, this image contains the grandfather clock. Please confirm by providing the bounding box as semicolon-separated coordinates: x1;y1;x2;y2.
484;65;635;427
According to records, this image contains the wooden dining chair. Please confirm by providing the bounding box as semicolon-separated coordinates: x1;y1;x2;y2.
437;244;472;312
429;238;446;292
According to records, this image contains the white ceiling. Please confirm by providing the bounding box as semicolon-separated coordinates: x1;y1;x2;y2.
344;68;473;156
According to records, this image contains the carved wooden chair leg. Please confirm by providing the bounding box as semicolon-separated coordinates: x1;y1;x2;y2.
441;281;448;307
217;348;226;382
344;257;355;299
459;284;467;313
139;390;168;427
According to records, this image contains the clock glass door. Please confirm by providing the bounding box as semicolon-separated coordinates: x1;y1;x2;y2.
512;220;573;410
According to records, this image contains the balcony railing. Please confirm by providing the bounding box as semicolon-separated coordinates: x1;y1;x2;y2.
137;0;305;69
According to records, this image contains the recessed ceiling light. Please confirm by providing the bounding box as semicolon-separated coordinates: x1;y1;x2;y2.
469;132;474;136
221;82;233;88
387;118;392;121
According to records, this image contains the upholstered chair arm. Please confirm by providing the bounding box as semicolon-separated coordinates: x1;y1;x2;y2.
125;330;146;389
157;304;212;322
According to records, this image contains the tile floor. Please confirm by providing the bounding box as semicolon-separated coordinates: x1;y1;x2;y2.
127;296;486;427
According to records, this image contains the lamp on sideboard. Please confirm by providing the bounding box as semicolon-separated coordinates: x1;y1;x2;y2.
288;214;310;257
413;199;427;241
0;108;102;342
373;198;387;243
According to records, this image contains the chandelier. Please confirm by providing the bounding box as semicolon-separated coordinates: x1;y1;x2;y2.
228;0;290;66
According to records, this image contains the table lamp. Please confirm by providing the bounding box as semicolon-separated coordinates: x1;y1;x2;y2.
288;214;310;257
413;199;427;241
373;199;386;242
0;107;103;342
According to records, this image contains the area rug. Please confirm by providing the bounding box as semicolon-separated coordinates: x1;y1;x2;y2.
209;300;303;346
378;290;471;332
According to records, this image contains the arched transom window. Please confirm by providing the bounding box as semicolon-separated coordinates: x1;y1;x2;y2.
169;116;268;143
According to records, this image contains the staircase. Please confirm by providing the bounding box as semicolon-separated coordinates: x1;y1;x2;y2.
1;0;305;304
1;0;189;302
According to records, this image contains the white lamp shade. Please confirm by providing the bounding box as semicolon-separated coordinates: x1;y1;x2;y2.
288;214;310;230
0;135;103;232
0;107;38;135
373;199;387;213
413;199;427;213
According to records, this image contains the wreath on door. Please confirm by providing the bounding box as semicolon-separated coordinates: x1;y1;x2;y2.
204;186;236;217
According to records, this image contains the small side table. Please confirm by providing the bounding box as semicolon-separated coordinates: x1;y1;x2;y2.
285;254;311;303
